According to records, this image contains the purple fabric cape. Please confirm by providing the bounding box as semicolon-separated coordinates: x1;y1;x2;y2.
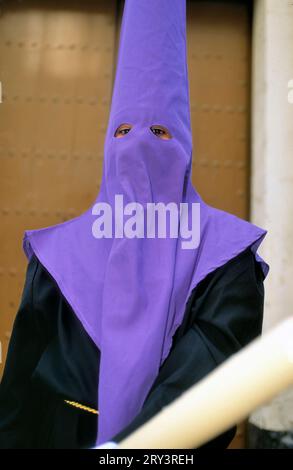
23;0;269;445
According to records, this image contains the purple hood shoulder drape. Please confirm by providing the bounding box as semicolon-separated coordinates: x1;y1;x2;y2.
23;0;269;445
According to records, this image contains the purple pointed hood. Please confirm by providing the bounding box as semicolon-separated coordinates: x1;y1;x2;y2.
23;0;268;445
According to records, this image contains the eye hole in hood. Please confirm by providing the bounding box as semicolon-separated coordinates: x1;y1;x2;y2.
114;123;133;138
150;125;172;140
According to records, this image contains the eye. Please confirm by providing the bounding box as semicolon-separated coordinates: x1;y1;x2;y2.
150;125;172;140
114;123;133;138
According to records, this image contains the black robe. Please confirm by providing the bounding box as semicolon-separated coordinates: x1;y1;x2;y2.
0;247;264;449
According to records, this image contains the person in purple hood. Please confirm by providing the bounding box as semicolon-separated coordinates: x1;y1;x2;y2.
0;0;268;449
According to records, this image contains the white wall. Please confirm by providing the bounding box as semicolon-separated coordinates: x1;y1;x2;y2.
250;0;293;431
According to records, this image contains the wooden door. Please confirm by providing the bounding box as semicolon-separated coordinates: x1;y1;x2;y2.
0;0;117;375
188;0;251;217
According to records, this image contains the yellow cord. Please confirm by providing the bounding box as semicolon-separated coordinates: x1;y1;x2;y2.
64;400;99;415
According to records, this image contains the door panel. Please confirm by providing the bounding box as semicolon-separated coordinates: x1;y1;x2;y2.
0;0;117;376
187;1;251;217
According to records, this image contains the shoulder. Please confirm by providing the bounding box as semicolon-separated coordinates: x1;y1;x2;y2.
188;247;265;347
217;247;265;296
211;247;264;285
26;253;58;289
20;254;40;305
24;254;64;314
191;247;265;305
